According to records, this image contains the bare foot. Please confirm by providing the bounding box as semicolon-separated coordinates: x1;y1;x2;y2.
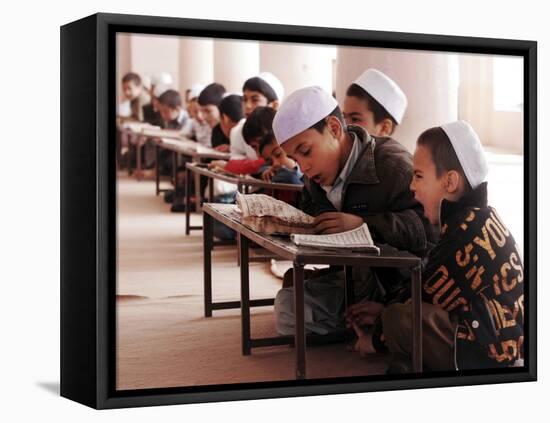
351;321;376;357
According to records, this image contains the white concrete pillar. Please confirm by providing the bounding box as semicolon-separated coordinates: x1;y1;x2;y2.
179;37;214;94
335;47;459;152
130;34;180;90
116;33;132;105
259;42;337;99
213;40;259;93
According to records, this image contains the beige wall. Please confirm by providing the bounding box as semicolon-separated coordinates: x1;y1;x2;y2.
130;34;180;90
116;33;523;154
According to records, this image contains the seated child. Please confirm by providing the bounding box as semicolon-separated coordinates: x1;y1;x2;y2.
142;83;169;127
118;72;150;121
271;86;436;336
197;83;226;136
347;121;524;372
258;131;303;185
230;72;284;160
343;68;407;137
158;89;191;130
212;94;244;153
183;83;211;146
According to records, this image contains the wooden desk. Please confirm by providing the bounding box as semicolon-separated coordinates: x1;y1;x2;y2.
154;139;231;218
185;162;303;236
202;203;423;379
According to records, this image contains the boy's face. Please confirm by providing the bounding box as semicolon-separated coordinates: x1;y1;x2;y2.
187;99;200;120
159;104;180;122
122;81;142;101
242;89;269;118
200;104;220;128
281;123;342;186
343;95;390;137
410;144;448;225
261;142;287;168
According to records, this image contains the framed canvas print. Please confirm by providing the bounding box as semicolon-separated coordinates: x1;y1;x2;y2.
60;12;537;409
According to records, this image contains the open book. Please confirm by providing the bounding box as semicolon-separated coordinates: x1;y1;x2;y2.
291;224;380;254
236;193;316;235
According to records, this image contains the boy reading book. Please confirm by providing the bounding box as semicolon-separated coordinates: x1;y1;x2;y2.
346;121;524;372
271;86;436;336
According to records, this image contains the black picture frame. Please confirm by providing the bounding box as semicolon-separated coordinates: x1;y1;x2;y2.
60;12;537;409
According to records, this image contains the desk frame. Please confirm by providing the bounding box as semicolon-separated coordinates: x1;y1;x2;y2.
202;203;423;379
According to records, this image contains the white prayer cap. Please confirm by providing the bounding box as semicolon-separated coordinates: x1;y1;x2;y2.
153;83;171;98
151;72;173;86
187;83;205;100
258;72;285;102
440;120;488;189
353;68;407;124
141;75;152;90
272;86;338;146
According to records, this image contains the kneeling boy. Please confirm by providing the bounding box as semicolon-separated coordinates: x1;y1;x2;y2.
347;121;524;371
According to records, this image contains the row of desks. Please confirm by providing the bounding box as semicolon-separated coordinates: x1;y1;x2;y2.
118;122;424;380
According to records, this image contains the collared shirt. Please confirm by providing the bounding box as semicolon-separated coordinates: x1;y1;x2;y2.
320;133;362;211
230;119;258;160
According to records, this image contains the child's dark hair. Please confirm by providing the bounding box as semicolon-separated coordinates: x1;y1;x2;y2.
259;131;276;155
417;127;472;191
122;72;142;85
158;89;182;109
198;83;226;107
346;83;398;132
308;106;346;134
218;94;244;123
242;107;276;144
242;77;278;102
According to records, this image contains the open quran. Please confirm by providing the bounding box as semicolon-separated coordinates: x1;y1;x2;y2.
236;193;316;235
291;224;380;254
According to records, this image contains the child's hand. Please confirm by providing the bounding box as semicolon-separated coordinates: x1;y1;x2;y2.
214;144;230;153
208;160;227;170
262;167;276;181
313;212;363;234
345;302;384;327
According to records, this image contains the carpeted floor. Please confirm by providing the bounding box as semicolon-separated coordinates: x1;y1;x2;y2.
115;174;387;390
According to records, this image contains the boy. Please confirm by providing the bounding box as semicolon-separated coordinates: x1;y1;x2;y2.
230;72;284;159
271;86;436;336
198;83;226;131
119;72;151;122
343;68;407;137
183;83;211;146
258;132;303;185
212;94;243;152
142;83;169;127
347;121;524;371
157;89;191;130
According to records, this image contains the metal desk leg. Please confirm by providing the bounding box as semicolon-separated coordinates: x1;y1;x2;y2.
136;136;143;180
294;263;306;379
185;166;192;236
203;212;213;317
344;265;355;308
240;234;251;355
172;151;177;188
411;265;423;373
155;145;160;196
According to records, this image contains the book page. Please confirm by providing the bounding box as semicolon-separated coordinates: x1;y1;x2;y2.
291;223;379;253
236;193;314;225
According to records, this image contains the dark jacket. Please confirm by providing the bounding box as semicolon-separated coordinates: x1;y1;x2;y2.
300;125;437;256
420;183;524;369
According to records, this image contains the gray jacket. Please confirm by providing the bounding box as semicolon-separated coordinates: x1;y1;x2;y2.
301;125;437;257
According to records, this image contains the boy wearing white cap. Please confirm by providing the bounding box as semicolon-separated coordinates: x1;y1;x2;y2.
229;72;284;160
272;86;436;336
347;121;524;372
343;68;407;137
